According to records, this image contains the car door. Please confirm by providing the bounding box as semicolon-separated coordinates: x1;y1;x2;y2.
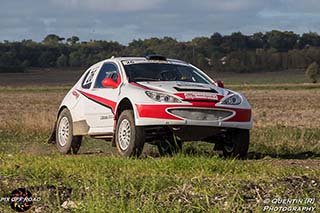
83;62;121;130
76;66;103;129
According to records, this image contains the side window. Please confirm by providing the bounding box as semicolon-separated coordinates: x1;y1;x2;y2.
82;68;97;89
94;63;119;88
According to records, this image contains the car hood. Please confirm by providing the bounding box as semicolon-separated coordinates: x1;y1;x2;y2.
137;81;229;98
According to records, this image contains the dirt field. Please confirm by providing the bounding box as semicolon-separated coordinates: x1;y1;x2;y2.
0;69;82;86
0;83;319;157
1;89;320;129
0;68;308;86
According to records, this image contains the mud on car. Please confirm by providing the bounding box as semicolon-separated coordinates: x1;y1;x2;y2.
49;55;252;158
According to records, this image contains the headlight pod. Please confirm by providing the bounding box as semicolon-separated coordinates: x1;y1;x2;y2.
221;94;242;105
145;91;181;103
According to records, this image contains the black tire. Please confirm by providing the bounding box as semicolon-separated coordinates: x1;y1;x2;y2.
115;110;145;157
157;135;182;156
55;108;82;154
223;129;249;159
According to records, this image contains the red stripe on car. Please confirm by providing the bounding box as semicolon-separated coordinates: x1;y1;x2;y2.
77;90;117;113
136;103;251;122
190;101;216;107
129;82;153;90
136;104;183;120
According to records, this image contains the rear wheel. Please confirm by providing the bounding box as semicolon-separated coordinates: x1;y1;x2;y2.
223;129;249;159
55;109;82;154
115;110;145;157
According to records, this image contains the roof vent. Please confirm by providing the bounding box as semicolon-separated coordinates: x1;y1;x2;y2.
145;54;167;61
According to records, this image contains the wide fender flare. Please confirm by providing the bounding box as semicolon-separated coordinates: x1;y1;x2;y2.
115;96;140;123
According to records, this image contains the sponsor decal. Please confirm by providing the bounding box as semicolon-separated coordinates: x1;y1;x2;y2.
122;60;136;65
122;59;149;65
184;92;218;100
100;115;113;120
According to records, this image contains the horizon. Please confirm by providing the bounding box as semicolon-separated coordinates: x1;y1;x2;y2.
1;0;320;44
1;30;319;45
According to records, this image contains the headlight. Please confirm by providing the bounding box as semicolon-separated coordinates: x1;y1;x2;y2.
221;94;242;105
145;91;181;103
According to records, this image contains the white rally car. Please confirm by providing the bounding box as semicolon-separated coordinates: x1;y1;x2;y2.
49;55;252;158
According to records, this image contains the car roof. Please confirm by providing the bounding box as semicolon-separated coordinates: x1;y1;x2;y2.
98;56;189;66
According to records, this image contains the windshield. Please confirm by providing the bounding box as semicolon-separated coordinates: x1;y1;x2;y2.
123;63;211;84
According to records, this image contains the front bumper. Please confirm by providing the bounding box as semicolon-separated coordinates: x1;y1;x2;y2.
135;104;253;129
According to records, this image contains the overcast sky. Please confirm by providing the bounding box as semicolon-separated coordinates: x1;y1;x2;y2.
1;0;320;44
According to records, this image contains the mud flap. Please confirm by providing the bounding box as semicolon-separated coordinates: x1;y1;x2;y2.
48;122;57;144
111;120;117;147
73;120;90;135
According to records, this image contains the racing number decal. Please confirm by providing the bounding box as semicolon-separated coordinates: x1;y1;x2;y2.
83;69;96;86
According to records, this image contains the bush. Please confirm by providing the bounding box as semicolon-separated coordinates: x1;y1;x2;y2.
56;54;68;67
305;62;319;83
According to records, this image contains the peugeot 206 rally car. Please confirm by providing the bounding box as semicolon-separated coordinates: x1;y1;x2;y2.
49;55;252;158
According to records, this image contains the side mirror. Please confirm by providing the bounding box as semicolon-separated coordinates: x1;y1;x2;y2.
216;80;224;88
102;78;118;88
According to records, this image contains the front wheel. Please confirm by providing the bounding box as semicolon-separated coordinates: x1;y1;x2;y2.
223;129;249;159
115;110;145;157
55;108;82;154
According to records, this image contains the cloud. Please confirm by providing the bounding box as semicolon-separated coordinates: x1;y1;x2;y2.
279;0;320;12
1;0;320;43
258;10;320;19
49;0;165;12
195;0;265;12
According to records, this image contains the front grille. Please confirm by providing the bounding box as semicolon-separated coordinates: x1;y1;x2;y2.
168;108;233;121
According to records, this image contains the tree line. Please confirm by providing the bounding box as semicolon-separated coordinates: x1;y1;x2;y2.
1;30;320;73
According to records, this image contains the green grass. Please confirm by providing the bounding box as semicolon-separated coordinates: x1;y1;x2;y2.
1;126;319;158
0;126;319;212
250;126;320;158
0;154;319;212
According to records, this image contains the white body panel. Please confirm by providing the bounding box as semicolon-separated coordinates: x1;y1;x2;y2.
57;57;253;136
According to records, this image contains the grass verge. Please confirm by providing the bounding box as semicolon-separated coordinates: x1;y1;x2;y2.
0;154;319;212
1;125;319;158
